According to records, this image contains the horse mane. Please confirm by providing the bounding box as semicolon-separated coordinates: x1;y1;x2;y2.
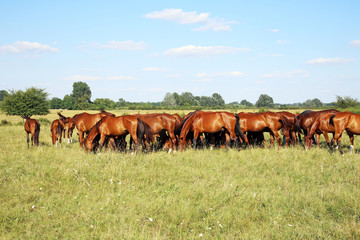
100;109;115;116
329;114;336;126
179;111;199;133
83;118;103;146
179;111;199;140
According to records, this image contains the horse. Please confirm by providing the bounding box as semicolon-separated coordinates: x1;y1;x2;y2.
84;115;153;153
179;111;245;150
237;111;295;148
50;118;65;146
296;109;339;144
68;110;115;146
329;111;360;154
133;113;177;151
57;112;75;143
277;111;301;146
24;118;40;148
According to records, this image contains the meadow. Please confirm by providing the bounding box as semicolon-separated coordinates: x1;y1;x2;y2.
1;110;360;239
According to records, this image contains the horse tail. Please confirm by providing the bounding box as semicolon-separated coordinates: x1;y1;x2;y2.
278;115;293;131
57;112;67;121
137;118;154;144
329;114;336;126
34;120;41;146
293;116;302;132
234;114;246;141
56;121;63;137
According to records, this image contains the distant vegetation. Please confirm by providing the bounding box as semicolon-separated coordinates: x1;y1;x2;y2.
1;81;359;113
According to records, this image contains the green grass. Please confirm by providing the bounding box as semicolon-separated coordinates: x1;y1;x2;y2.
1;112;360;239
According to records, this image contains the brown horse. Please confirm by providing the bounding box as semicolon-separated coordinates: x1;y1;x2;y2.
133;113;177;151
50;119;65;146
24;118;40;148
68;110;115;146
296;109;339;144
329;111;359;154
84;115;153;153
179;111;245;150
238;111;294;148
277;111;301;146
57;112;75;143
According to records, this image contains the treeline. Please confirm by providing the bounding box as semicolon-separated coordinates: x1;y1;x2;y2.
1;81;359;113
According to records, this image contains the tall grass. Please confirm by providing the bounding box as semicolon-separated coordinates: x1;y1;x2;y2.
1;112;360;239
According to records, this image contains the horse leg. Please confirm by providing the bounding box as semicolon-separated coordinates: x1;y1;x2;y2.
98;134;107;152
347;131;354;153
193;131;200;149
315;133;321;148
79;131;84;147
272;130;282;149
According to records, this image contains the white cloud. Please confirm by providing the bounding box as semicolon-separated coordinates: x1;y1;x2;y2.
197;71;245;78
261;70;308;78
63;75;134;81
198;78;212;82
0;41;59;54
306;58;355;64
350;40;360;46
269;29;280;32
90;41;147;51
145;8;235;31
164;45;250;57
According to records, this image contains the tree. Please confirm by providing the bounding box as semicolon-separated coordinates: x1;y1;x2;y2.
162;92;177;107
71;81;92;109
1;87;49;119
0;90;8;101
211;93;225;107
50;97;63;109
255;94;274;108
302;98;323;108
93;98;116;110
117;98;127;107
335;95;359;108
62;94;75;110
181;92;197;106
240;99;253;107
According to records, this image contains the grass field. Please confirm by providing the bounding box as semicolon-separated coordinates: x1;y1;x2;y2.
1;110;360;239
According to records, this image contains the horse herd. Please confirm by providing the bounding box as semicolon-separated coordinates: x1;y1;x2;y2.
23;109;360;154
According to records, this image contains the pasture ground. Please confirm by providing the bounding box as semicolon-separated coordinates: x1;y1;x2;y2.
1;110;360;239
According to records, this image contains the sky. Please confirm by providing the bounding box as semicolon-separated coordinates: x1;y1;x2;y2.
0;1;359;104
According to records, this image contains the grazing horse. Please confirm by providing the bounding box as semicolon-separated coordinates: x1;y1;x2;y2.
238;111;294;148
277;111;301;146
84;115;153;153
179;111;245;150
296;109;339;144
133;113;177;151
57;112;75;143
329;111;360;154
68;110;115;146
24;118;40;148
50;119;65;146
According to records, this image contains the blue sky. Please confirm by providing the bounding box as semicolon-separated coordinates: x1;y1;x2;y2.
0;1;359;104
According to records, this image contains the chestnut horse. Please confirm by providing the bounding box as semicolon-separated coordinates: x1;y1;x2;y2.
84;115;153;153
237;111;295;148
133;113;177;151
296;109;339;144
68;110;115;146
57;112;75;143
329;111;359;154
179;111;245;150
24;118;40;148
50;118;65;146
277;111;301;146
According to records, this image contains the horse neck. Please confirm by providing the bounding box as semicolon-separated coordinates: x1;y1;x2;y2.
179;114;195;138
